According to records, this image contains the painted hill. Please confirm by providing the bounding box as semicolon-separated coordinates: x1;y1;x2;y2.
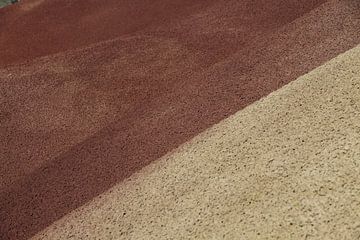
1;0;360;239
0;0;323;67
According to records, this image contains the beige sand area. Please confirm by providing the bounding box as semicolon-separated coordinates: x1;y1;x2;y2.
33;45;360;239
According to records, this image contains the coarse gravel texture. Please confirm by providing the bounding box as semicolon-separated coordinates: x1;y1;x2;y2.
32;43;360;240
0;0;325;67
1;0;360;239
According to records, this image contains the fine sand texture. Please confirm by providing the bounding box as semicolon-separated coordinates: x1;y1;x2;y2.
1;0;360;239
33;43;360;240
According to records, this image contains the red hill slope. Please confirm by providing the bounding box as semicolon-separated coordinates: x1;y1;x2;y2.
1;0;360;239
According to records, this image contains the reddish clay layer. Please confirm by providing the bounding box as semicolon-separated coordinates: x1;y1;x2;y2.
1;0;360;239
0;0;320;67
0;0;325;192
0;0;211;67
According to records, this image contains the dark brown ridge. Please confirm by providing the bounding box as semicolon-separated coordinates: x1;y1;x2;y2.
1;0;360;239
0;0;212;67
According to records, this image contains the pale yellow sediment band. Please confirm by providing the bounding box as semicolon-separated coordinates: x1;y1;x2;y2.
33;44;360;239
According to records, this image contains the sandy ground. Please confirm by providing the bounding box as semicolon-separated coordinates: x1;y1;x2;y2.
1;0;360;239
32;43;360;240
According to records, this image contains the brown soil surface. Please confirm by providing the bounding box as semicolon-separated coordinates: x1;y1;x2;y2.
1;0;360;239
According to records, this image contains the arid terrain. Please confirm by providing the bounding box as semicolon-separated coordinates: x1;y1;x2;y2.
0;0;360;239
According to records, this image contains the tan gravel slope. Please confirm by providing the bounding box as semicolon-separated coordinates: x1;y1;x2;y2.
33;45;360;239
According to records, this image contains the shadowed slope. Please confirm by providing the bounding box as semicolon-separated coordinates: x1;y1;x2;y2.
0;0;323;67
32;42;360;240
0;0;212;66
0;0;329;193
1;0;360;239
